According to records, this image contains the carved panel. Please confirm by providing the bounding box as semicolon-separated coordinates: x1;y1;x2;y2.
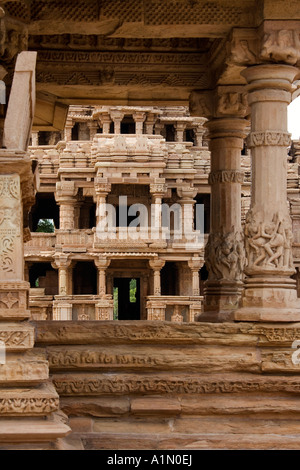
260;29;300;65
144;1;243;25
0;175;22;280
205;230;246;281
245;210;294;271
247;131;291;148
208;170;244;185
31;0;99;22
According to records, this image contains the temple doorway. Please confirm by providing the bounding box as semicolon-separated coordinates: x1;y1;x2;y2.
113;277;141;320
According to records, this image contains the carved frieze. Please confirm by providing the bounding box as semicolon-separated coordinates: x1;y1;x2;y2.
52;374;300;396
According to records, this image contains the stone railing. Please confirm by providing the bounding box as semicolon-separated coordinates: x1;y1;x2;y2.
146;295;202;322
92;134;168;164
25;233;56;253
56;229;94;250
53;295;112;321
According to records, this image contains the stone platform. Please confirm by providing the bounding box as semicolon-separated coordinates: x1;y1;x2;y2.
33;320;300;450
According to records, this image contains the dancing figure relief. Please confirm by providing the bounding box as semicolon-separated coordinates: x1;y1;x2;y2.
245;212;293;270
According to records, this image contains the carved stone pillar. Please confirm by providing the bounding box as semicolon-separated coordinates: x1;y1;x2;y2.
145;113;156;135
133;112;146;135
175;122;186;142
31;131;39;146
101;113;112;134
64;118;73;142
52;255;72;297
204;118;248;320
111;111;124;135
94;179;112;241
87;121;98;141
235;64;300;322
188;257;203;296
190;87;249;320
150;181;166;240
149;259;165;296
55;181;78;230
94;257;111;298
177;186;197;243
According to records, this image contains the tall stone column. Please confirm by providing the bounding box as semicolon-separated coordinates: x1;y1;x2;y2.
235;64;300;321
55;181;78;230
0;50;70;446
190;87;248;321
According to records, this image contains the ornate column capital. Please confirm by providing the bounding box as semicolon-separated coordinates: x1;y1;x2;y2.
51;254;72;270
94;178;111;197
94;257;111;270
55;181;78;202
149;258;165;272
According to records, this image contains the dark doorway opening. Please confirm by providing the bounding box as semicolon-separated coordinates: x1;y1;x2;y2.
114;277;140;320
73;261;97;295
29;262;58;296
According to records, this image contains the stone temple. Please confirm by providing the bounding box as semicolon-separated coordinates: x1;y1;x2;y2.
2;0;300;450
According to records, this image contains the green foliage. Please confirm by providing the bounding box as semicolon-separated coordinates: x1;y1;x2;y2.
36;219;55;233
130;278;137;303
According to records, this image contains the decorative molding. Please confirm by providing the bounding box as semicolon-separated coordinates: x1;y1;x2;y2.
52;374;300;396
208;170;244;185
247;131;291;148
0;397;59;415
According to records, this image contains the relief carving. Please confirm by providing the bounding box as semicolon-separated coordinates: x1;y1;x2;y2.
227;38;257;65
260;29;300;65
245;211;294;270
247;131;291;148
217;92;248;117
205;230;246;281
208;170;244;185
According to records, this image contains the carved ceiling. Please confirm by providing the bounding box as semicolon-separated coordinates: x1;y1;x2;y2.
1;0;300;127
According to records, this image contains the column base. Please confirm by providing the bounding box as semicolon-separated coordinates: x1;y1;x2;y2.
234;276;300;322
196;280;243;323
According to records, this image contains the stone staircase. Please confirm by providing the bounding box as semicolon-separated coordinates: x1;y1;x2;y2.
33;320;300;450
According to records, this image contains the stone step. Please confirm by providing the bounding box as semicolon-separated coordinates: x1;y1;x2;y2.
60;394;300;419
0;413;71;445
0;381;60;417
0;349;49;385
73;431;300;450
